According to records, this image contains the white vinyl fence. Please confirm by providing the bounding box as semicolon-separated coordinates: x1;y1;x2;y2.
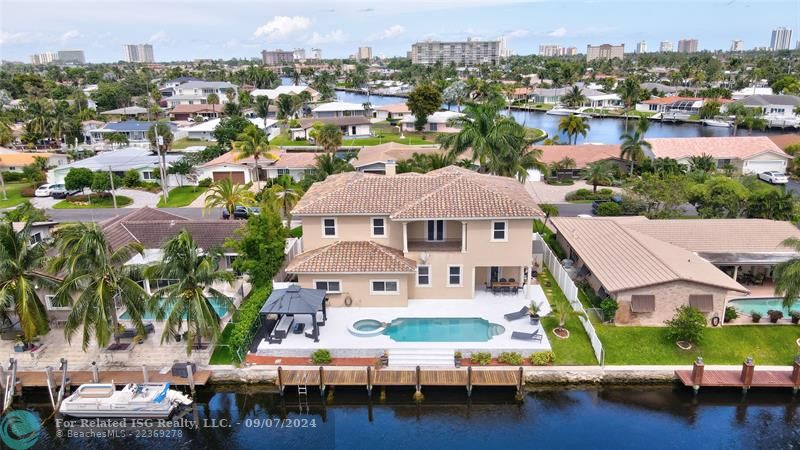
536;234;605;366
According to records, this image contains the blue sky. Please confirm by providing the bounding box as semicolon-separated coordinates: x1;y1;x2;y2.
1;0;798;62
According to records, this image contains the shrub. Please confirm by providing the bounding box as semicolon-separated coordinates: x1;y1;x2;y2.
751;311;762;323
198;177;212;188
664;305;706;345
470;352;492;366
1;172;24;182
599;297;619;322
566;188;614;201
290;226;303;238
596;202;622;216
724;306;739;323
529;351;555;366
138;182;161;192
791;311;800;324
767;310;784;323
123;169;141;188
311;349;332;365
226;283;272;363
497;352;524;365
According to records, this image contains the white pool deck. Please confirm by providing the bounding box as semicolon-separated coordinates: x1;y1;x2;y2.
254;285;552;357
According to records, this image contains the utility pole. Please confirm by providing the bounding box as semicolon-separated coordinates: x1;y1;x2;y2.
154;125;169;204
108;166;117;209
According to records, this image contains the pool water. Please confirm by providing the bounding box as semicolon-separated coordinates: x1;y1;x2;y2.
119;297;230;320
383;317;505;342
728;297;800;316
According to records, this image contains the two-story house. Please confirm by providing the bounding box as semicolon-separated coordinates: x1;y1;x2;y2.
286;166;543;307
164;81;238;108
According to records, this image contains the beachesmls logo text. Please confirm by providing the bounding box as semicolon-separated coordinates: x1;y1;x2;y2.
0;410;41;450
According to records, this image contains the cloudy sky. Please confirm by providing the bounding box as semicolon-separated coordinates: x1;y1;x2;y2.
1;0;797;62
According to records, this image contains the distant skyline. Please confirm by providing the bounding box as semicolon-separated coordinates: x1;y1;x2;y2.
1;0;799;62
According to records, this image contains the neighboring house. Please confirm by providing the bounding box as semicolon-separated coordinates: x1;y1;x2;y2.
351;142;443;174
645;136;790;174
99;106;150;120
286;166;543;307
290;117;372;140
48;147;188;185
251;85;321;101
400;111;464;132
372;103;411;121
169;104;224;121
529;86;619;108
164;81;238;108
736;94;800;127
263;152;317;181
768;133;800;151
12;221;59;246
639;82;686;96
197;150;315;183
0;150;69;172
635;97;734;117
731;86;774;100
185;117;278;141
311;101;367;118
159;76;201;97
549;216;800;325
88;121;175;147
535;144;625;179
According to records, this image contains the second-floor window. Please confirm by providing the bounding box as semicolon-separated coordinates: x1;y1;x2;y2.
427;220;444;241
371;217;386;237
323;218;337;237
492;221;507;241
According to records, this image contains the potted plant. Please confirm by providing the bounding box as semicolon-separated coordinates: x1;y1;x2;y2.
13;335;25;353
724;306;739;323
454;351;462;368
528;301;541;325
767;310;784;323
791;311;800;325
751;311;762;323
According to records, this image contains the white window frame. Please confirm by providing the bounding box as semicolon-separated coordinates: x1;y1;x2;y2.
447;264;463;287
141;171;154;180
276;168;290;176
370;279;400;295
45;294;70;311
322;217;338;238
426;219;445;241
491;220;508;242
371;217;386;238
416;265;431;287
314;280;342;294
223;252;238;272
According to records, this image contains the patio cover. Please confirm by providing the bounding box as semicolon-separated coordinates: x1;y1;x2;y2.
260;284;327;341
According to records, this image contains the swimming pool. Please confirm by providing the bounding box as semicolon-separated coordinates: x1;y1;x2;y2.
727;297;800;316
365;317;505;342
119;297;231;320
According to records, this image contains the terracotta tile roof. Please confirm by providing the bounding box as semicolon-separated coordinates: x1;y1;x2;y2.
642;96;734;104
0;152;56;167
647;136;788;160
286;241;417;273
270;152;317;169
170;104;222;114
551;217;748;294
292;166;542;219
296;116;371;129
351;142;442;168
374;103;410;114
768;133;800;151
535;144;622;169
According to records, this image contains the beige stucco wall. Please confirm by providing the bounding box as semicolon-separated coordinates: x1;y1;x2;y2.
613;281;729;326
297;273;410;307
301;215;403;252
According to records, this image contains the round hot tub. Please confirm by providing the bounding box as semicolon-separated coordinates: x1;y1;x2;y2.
348;319;386;337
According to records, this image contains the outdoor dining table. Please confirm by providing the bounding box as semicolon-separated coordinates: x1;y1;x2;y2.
490;282;521;294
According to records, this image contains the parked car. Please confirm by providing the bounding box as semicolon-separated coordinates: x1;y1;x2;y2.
591;194;623;215
222;206;260;220
49;184;81;199
758;171;789;184
34;184;54;197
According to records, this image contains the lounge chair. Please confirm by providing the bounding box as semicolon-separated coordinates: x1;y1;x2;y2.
511;330;543;342
114;323;155;339
504;306;529;321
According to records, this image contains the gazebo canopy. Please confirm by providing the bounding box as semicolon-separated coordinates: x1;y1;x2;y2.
260;284;326;315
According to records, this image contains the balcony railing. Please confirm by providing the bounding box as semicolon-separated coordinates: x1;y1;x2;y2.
407;239;462;252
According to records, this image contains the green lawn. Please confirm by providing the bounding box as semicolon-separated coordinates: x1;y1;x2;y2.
157;186;207;208
209;323;236;365
598;324;800;366
537;269;598;365
171;138;207;149
0;182;32;209
271;132;433;147
53;195;133;209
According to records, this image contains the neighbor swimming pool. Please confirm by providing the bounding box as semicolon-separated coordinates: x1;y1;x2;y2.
728;297;800;316
349;317;505;342
119;298;230;320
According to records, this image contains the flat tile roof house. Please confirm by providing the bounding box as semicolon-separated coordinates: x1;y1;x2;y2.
287;166;543;307
400;111;464;133
289;117;372;141
198;150;316;184
251;85;320;102
535;144;625;178
164;81;238;108
48;147;187;185
0;150;69;172
736;94;800;127
311;102;367;118
169;104;224;121
372;103;411;121
351;142;443;174
645;136;790;175
88;121;176;148
550;217;800;325
185;117;278;141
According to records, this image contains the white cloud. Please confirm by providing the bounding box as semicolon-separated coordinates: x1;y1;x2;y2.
147;31;168;44
547;27;567;38
0;31;35;45
506;29;529;39
306;29;347;45
369;25;405;41
60;30;80;43
254;16;311;40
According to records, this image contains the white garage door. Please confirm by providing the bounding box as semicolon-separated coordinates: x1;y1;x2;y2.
743;160;786;175
527;168;543;182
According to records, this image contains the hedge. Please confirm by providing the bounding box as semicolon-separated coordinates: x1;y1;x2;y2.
565;188;614;201
226;282;272;362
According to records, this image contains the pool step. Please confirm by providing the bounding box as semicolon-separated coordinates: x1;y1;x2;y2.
388;349;455;368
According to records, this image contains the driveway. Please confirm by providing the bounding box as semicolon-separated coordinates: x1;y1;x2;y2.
31;188;160;209
526;180;622;204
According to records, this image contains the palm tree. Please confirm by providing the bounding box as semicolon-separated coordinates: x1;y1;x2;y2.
0;221;52;341
619;130;651;176
105;132;129;147
617;78;642;133
255;96;272;129
312;123;343;153
147;122;174;204
561;86;586;109
145;230;234;354
311;153;354;181
204;178;255;219
438;102;526;169
537;203;559;233
584;161;614;192
265;175;304;225
207;93;220;115
225;89;236;104
276;94;299;121
51;223;148;350
772;237;800;311
688;154;715;172
233;124;277;185
558;115;590;144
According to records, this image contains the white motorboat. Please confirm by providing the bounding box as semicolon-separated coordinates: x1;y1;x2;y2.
59;383;193;418
702;119;732;128
545;108;580;116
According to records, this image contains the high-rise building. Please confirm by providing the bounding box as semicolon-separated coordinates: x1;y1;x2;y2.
538;44;560;56
310;48;322;60
410;38;508;65
56;50;85;64
561;47;577;56
122;44;154;63
585;44;624;61
659;41;673;52
357;46;373;60
730;40;744;51
29;52;58;64
770;27;793;50
261;49;294;65
293;48;306;60
677;39;698;53
635;41;647;54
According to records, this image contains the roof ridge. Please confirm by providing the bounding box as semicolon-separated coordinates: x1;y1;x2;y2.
618;224;681;280
388;173;463;219
292;172;363;214
119;223;141;244
367;240;415;270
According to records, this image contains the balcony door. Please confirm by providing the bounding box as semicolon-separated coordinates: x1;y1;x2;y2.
490;266;500;283
426;220;444;241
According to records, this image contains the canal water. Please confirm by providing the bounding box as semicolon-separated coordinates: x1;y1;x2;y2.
13;385;800;449
334;91;787;145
